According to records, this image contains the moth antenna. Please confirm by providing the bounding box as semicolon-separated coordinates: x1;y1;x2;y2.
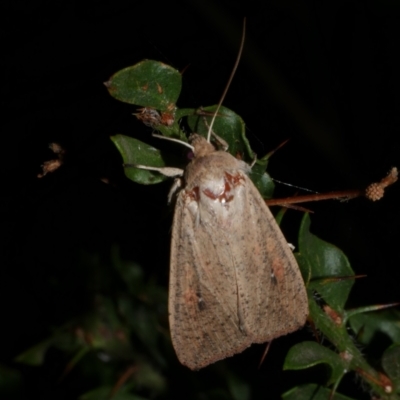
152;133;194;151
272;178;319;194
201;115;229;150
206;18;246;143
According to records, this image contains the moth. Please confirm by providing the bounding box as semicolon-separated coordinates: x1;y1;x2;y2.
133;20;308;370
167;133;308;370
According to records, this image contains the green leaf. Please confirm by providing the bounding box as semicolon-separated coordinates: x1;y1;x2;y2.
284;341;346;386
298;214;354;311
79;384;146;400
105;60;181;111
111;245;146;296
117;298;166;367
382;344;400;392
134;363;167;395
0;364;22;397
249;155;274;199
282;383;355;400
111;134;176;184
225;370;251;400
175;107;197;121
14;338;54;366
349;309;400;346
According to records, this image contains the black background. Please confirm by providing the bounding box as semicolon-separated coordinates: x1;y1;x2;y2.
1;1;400;399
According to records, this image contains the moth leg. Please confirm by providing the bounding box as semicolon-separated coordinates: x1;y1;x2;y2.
211;131;229;151
168;178;182;204
124;164;184;177
249;153;257;168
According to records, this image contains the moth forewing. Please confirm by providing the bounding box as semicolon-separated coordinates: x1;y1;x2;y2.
242;179;308;339
168;135;308;370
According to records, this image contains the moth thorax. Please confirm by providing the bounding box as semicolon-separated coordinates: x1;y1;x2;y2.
189;134;216;158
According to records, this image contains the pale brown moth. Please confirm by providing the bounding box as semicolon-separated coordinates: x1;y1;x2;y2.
168;135;308;370
135;19;308;370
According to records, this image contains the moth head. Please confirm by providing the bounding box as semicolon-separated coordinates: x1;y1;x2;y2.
189;134;216;158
